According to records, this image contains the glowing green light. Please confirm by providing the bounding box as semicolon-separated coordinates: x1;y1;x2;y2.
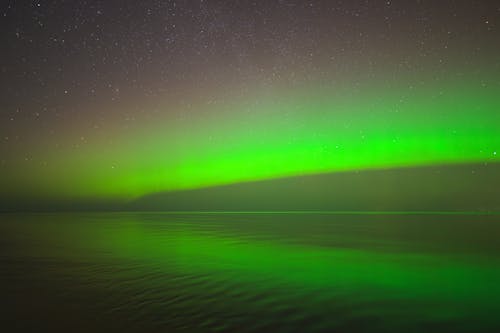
3;79;499;200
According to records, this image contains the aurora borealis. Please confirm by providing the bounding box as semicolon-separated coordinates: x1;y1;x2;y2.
1;0;500;208
2;77;500;203
2;3;500;332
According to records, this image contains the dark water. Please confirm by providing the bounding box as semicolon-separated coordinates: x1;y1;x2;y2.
1;212;500;332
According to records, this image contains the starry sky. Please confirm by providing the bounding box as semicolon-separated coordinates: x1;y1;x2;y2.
1;1;500;208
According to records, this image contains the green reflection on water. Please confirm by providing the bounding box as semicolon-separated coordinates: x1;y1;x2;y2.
2;213;500;332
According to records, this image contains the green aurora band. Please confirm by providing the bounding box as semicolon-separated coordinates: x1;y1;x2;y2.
3;78;500;201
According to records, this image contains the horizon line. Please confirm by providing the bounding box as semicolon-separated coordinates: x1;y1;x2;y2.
2;210;500;215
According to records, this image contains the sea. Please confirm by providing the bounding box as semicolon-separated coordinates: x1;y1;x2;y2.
1;212;499;332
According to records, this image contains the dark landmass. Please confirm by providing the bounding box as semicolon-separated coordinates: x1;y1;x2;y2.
129;163;500;212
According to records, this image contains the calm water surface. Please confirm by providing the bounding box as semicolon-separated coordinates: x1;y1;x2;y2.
1;212;500;332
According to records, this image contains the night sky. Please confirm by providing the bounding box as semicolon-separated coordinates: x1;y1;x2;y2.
1;1;500;208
